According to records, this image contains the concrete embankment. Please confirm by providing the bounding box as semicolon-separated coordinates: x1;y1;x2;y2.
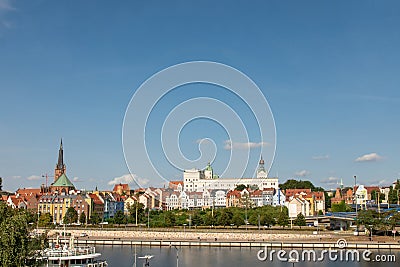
48;229;400;250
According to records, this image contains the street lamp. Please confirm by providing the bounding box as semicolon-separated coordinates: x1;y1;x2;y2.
147;209;150;229
368;225;373;241
354;176;357;217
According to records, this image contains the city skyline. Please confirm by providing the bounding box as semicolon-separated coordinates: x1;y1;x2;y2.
1;1;400;191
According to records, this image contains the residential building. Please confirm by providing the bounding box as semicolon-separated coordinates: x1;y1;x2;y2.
7;195;27;209
123;195;137;215
285;189;325;215
38;194;72;224
287;197;311;218
88;193;104;221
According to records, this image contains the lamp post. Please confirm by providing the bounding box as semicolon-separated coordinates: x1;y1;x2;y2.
368;225;373;241
354;176;357;217
245;197;248;231
147;209;150;229
36;210;40;233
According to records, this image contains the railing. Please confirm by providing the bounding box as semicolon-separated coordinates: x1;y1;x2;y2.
44;246;96;257
88;261;108;267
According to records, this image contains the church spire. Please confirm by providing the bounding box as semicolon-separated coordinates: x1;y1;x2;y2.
57;139;64;169
55;139;66;182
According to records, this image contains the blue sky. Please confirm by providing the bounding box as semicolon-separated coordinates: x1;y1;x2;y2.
1;0;399;191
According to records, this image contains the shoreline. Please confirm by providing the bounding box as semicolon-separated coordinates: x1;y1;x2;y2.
48;229;400;250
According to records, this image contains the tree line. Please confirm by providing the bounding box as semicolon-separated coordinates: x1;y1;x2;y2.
0;201;47;267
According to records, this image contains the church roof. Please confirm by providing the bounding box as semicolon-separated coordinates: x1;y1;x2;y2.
52;173;74;187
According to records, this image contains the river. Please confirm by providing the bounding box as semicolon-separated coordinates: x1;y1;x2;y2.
96;245;399;267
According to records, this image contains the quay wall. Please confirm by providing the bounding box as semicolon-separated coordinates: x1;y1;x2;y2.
47;229;400;250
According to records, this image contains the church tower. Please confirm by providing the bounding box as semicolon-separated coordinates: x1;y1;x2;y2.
204;162;213;179
54;139;66;182
256;155;267;178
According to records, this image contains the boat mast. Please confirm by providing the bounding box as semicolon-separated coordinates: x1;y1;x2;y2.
133;245;137;267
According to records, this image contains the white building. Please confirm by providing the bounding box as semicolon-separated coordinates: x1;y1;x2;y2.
287;197;311;218
183;159;279;193
355;185;368;209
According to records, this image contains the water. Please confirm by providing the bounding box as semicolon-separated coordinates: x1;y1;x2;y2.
96;245;400;267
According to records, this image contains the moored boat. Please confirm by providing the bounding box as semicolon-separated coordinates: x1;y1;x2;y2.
36;236;107;267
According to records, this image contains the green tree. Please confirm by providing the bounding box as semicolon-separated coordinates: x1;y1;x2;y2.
79;211;87;225
164;211;176;227
204;212;215;226
277;211;289;228
248;213;259;226
249;184;259;191
175;211;188;226
331;200;351;212
389;180;400;204
128;201;144;225
0;202;47;266
235;184;247;191
280;179;324;191
356;210;382;229
90;213;101;225
388;211;400;229
370;190;385;203
39;213;53;227
191;212;203;226
0;213;29;266
0;201;13;224
217;209;233;227
114;210;126;226
294;213;306;227
63;207;78;225
231;213;244;228
262;214;275;227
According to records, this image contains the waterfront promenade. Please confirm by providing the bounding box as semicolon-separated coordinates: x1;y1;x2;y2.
50;228;329;242
47;228;400;249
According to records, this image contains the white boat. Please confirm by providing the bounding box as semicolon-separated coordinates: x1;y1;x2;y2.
36;236;108;267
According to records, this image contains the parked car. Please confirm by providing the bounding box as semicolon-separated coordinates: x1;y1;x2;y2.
80;232;88;237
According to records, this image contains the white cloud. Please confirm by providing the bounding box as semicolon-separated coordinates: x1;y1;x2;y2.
72;177;80;182
355;153;383;162
369;179;391;186
312;155;330;160
108;174;149;187
223;140;269;150
12;175;21;179
294;170;310;177
27;175;42;181
0;0;15;11
321;176;340;185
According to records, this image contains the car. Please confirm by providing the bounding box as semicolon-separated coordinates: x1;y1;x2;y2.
80;232;88;237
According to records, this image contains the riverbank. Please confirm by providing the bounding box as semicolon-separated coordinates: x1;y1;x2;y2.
49;229;331;242
48;229;400;249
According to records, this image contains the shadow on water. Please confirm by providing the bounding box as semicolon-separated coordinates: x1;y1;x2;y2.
96;245;400;267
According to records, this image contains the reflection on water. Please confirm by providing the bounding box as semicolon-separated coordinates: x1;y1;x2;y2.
96;245;399;267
